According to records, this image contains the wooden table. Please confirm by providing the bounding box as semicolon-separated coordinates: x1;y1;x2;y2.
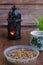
0;27;43;65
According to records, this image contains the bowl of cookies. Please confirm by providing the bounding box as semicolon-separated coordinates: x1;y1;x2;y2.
4;45;39;65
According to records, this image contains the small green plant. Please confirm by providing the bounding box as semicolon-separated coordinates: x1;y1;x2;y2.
35;16;43;30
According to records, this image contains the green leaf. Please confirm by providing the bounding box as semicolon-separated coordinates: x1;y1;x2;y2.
38;16;41;22
35;19;39;28
35;16;43;30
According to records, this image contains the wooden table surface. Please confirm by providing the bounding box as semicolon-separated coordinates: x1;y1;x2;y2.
0;27;43;65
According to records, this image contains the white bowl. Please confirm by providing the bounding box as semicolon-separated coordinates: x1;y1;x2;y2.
30;31;43;50
4;45;39;65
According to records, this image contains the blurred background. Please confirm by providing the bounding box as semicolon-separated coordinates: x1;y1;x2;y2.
0;0;43;26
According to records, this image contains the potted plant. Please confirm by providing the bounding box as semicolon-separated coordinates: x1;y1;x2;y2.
35;16;43;30
30;16;43;50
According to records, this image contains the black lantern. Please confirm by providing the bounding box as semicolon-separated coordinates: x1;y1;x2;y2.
7;6;21;40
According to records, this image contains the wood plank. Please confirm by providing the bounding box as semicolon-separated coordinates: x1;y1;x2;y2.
0;19;35;26
0;0;43;5
0;5;43;25
0;5;43;14
0;5;43;10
